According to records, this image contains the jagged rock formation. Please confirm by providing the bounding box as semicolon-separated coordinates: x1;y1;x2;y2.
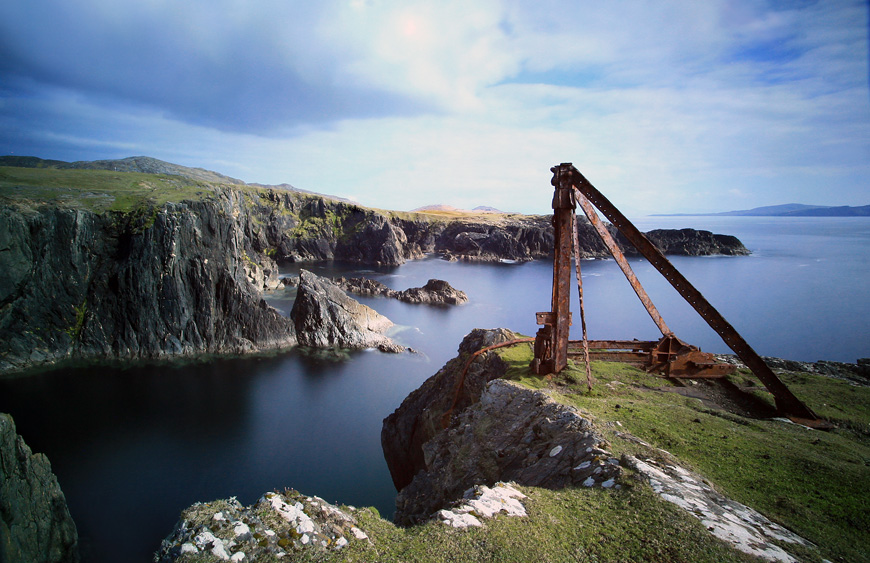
0;159;750;374
0;413;79;563
382;328;518;493
392;378;622;525
334;277;469;305
155;489;370;562
381;329;621;525
291;270;402;352
0;192;296;374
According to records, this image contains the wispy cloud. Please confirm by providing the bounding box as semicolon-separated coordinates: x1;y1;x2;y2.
0;0;866;215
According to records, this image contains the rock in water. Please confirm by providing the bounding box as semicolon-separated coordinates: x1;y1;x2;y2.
291;270;403;352
0;413;79;563
397;279;468;305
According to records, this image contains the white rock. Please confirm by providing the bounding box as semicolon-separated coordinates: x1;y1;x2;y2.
180;543;197;554
335;537;349;548
233;522;250;537
213;512;225;521
351;526;368;540
601;479;616;488
582;477;596;487
231;553;245;561
549;445;563;457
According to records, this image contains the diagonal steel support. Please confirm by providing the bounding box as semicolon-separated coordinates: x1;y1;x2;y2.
554;163;819;423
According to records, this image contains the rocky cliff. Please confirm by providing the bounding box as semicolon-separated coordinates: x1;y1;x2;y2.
0;161;749;374
0;413;79;563
380;329;624;525
0;190;296;374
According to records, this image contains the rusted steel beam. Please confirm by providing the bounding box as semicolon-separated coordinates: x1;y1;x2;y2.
571;211;594;390
532;167;575;375
574;188;672;337
559;163;819;422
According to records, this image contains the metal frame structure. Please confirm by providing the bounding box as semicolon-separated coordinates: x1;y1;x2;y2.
532;163;821;424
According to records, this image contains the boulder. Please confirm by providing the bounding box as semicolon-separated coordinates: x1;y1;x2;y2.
155;490;370;562
0;413;79;563
397;279;468;305
291;270;402;352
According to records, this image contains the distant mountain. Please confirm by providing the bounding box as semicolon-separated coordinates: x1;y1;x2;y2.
0;155;246;185
412;204;507;214
472;206;506;214
655;203;870;217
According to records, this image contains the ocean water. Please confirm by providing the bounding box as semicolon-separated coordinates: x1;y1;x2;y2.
0;216;867;562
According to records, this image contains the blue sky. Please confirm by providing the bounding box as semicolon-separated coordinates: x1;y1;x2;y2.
1;0;867;215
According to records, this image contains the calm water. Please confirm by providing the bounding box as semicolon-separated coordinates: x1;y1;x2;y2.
1;217;868;562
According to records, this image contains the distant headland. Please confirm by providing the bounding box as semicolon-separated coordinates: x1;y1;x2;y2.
655;203;870;217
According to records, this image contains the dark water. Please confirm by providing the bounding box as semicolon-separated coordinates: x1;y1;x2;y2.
1;217;868;562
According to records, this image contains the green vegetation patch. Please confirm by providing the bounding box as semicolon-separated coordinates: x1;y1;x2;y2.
0;166;223;213
290;484;757;563
495;345;870;563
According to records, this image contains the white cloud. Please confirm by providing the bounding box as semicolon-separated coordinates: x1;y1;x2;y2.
0;0;867;215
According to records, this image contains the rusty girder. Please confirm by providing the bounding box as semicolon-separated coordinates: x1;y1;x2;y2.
532;163;821;424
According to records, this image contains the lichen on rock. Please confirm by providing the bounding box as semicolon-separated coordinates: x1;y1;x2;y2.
155;490;369;562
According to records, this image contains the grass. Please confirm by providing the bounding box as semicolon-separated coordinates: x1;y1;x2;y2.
495;347;870;563
0;166;224;213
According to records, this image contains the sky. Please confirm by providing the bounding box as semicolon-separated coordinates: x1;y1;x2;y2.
1;0;868;215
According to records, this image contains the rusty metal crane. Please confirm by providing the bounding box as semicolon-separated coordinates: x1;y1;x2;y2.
532;163;823;426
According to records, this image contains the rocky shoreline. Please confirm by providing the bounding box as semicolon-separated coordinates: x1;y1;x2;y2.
0;176;748;375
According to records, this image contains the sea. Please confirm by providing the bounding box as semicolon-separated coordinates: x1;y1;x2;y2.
1;216;868;563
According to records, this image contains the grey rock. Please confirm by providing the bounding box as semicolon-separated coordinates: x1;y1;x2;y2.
335;277;469;306
291;270;402;352
0;193;297;374
392;379;621;525
155;490;369;562
0;413;79;563
382;328;518;492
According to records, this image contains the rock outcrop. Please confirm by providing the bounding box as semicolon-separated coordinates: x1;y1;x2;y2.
0;192;297;374
392;379;622;525
381;329;621;525
637;229;750;256
381;328;517;493
291;270;402;352
155;489;370;562
334;277;469;306
0;413;79;563
0;160;750;374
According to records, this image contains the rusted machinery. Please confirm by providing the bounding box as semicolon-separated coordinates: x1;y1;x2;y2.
532;163;822;425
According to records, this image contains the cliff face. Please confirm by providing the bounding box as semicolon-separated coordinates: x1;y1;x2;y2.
0;171;749;373
0;413;80;563
0;189;296;374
